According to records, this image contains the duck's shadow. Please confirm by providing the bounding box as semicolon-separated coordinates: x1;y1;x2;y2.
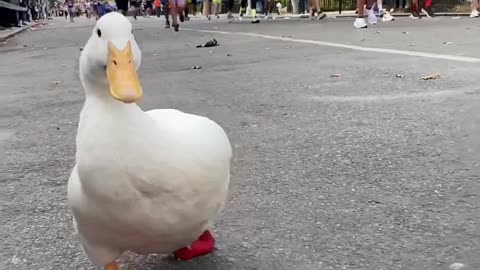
118;252;238;270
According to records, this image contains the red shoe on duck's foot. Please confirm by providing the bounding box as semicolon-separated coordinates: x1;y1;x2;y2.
174;230;215;260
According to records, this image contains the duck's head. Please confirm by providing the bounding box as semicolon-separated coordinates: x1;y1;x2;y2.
80;12;142;104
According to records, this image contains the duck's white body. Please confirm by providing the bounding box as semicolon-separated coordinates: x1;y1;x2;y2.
67;13;231;267
68;101;231;265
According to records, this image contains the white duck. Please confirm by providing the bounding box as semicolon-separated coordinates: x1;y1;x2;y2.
68;12;232;270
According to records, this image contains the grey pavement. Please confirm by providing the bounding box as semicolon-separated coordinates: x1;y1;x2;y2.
1;15;480;270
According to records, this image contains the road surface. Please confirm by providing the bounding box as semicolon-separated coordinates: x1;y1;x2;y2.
1;15;480;270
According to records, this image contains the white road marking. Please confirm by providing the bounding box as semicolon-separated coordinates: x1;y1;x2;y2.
183;28;480;63
304;89;475;102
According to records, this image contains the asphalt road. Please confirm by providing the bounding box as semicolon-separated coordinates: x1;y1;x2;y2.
1;15;480;270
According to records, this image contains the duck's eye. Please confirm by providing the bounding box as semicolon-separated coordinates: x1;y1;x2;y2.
97;29;102;38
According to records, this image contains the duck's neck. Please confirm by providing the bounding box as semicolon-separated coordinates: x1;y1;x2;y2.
80;75;145;119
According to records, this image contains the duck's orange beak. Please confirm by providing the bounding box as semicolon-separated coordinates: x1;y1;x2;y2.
106;41;142;103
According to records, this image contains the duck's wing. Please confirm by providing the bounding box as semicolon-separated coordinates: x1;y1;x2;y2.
144;109;239;202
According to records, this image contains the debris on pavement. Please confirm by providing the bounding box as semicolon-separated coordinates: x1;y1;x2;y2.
396;74;405;78
443;41;453;45
402;31;408;34
408;44;415;47
191;66;202;70
449;262;466;270
79;47;84;51
421;73;440;80
227;53;232;56
367;199;383;204
196;39;219;48
330;74;341;78
52;80;63;85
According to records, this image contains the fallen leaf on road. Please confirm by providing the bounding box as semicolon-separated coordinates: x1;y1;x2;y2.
421;73;440;80
443;41;453;45
52;80;63;85
330;74;341;78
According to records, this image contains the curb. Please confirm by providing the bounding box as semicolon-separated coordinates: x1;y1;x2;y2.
0;20;46;42
331;12;471;18
240;12;471;19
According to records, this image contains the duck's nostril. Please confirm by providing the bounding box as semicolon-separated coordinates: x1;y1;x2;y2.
113;60;118;65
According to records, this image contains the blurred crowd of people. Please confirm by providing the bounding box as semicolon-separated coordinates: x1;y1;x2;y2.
0;0;50;27
5;0;475;29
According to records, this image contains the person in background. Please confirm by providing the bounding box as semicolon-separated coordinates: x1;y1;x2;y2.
115;0;129;15
410;0;434;18
262;0;273;18
145;0;153;16
202;0;212;19
169;0;185;31
471;0;479;17
240;0;259;23
299;0;308;14
212;0;220;18
19;0;28;25
105;1;114;13
129;0;140;19
224;0;234;19
65;0;75;22
374;0;394;21
92;0;99;19
310;0;326;19
85;1;92;18
96;0;107;18
154;0;161;17
184;0;196;20
354;0;376;28
63;2;68;19
161;0;170;27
